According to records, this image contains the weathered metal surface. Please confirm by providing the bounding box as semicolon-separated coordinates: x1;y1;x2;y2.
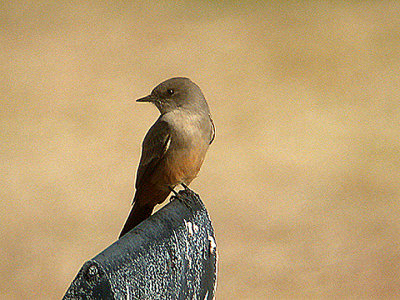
63;189;217;300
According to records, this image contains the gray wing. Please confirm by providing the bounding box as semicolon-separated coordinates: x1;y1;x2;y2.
135;118;171;190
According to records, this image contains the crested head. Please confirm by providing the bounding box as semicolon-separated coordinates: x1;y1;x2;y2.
137;77;210;115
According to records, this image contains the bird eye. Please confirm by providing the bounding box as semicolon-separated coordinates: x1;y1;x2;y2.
167;89;174;95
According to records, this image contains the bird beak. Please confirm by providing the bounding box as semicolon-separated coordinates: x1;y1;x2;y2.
136;95;155;103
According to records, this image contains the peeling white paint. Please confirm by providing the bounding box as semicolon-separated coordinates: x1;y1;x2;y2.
185;219;194;236
208;236;217;255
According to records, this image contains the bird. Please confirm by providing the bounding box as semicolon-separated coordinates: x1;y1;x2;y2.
119;77;215;238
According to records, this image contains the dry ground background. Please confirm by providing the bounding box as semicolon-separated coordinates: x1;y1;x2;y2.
1;1;400;299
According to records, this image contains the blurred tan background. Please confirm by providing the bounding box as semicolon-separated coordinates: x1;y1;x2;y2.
1;1;400;299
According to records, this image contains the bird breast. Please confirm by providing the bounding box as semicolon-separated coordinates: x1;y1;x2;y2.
160;110;211;185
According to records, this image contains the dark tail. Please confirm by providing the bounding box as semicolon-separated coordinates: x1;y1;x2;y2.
119;202;154;238
119;188;171;238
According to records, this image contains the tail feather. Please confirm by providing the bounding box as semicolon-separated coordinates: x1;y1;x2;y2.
119;203;153;238
119;188;171;238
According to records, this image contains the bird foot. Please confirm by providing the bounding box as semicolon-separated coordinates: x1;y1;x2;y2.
169;186;181;202
169;185;193;210
181;183;190;190
169;186;179;196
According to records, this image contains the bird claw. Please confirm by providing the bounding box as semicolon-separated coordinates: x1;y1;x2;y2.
169;186;179;196
181;183;189;190
169;186;181;202
169;184;194;209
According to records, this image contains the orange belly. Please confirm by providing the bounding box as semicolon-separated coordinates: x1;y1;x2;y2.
160;146;207;186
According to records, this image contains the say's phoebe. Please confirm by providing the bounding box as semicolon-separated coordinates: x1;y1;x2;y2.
119;77;215;238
